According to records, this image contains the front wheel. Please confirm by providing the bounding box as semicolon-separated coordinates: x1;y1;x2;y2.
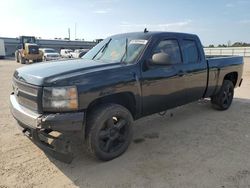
211;80;234;110
15;52;19;63
86;104;133;161
20;54;26;64
43;56;47;61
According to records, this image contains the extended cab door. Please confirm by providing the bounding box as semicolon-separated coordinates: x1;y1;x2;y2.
180;37;208;102
141;37;187;116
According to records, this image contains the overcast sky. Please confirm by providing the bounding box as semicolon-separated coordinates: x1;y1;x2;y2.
0;0;250;45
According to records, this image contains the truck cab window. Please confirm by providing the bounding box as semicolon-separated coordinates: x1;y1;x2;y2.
183;40;199;64
152;39;182;64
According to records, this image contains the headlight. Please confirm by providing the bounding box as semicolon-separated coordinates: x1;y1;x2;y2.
43;86;78;112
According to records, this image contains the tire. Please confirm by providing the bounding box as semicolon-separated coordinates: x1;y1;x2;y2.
15;52;19;63
20;54;26;64
86;103;133;161
211;80;234;110
43;56;47;61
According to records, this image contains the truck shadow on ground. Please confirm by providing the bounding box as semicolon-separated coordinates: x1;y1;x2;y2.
44;98;250;187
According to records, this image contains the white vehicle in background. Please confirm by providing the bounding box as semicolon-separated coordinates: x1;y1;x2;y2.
70;49;90;58
0;39;6;59
79;49;90;58
60;49;73;58
40;48;60;61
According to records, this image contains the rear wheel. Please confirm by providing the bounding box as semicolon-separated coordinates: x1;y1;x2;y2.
211;80;234;110
86;104;133;161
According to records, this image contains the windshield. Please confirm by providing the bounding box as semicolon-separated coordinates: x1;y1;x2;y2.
45;49;56;53
83;36;148;63
22;37;36;44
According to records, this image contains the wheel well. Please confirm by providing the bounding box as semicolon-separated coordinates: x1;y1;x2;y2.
224;72;238;86
86;92;137;119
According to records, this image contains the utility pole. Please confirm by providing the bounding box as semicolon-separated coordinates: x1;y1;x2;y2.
74;23;76;40
68;28;71;40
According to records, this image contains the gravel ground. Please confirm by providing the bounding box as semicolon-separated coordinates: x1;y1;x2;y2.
0;58;250;188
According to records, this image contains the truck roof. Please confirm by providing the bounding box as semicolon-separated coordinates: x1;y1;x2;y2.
110;31;198;39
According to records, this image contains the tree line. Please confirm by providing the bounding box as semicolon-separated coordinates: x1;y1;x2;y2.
208;41;250;48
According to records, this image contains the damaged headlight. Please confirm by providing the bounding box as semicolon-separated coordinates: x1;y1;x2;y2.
43;86;78;112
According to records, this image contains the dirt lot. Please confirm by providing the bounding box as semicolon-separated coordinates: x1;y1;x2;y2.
0;58;250;188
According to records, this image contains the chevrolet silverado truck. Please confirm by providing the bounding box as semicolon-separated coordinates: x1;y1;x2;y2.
10;31;243;162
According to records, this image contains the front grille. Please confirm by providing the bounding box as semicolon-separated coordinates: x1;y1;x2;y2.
28;45;39;54
12;78;42;112
48;55;58;57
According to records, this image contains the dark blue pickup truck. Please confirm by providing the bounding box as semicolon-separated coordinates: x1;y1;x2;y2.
10;31;243;162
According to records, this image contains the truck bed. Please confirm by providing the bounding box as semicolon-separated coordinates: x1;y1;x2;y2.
205;56;243;97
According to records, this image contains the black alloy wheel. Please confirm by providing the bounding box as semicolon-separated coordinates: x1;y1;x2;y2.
86;104;133;161
211;80;234;110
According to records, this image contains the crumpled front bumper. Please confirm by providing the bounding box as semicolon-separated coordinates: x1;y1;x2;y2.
10;94;85;163
18;122;74;163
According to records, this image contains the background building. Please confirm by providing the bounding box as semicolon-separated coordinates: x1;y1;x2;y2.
0;37;97;56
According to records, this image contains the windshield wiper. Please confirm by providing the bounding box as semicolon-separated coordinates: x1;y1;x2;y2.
92;38;112;60
120;38;128;63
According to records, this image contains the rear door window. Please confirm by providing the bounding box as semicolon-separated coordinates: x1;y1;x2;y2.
183;40;199;64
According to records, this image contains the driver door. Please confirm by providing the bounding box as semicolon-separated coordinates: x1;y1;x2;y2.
141;38;188;116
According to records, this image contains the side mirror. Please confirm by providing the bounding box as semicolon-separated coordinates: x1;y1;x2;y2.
151;52;171;65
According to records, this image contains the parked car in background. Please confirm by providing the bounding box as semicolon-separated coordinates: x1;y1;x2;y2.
0;39;6;59
79;49;90;58
60;49;73;58
70;49;90;58
40;48;60;61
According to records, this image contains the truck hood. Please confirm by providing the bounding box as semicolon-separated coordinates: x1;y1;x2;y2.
14;59;122;86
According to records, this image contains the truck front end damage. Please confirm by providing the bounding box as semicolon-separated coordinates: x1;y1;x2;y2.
10;83;84;163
